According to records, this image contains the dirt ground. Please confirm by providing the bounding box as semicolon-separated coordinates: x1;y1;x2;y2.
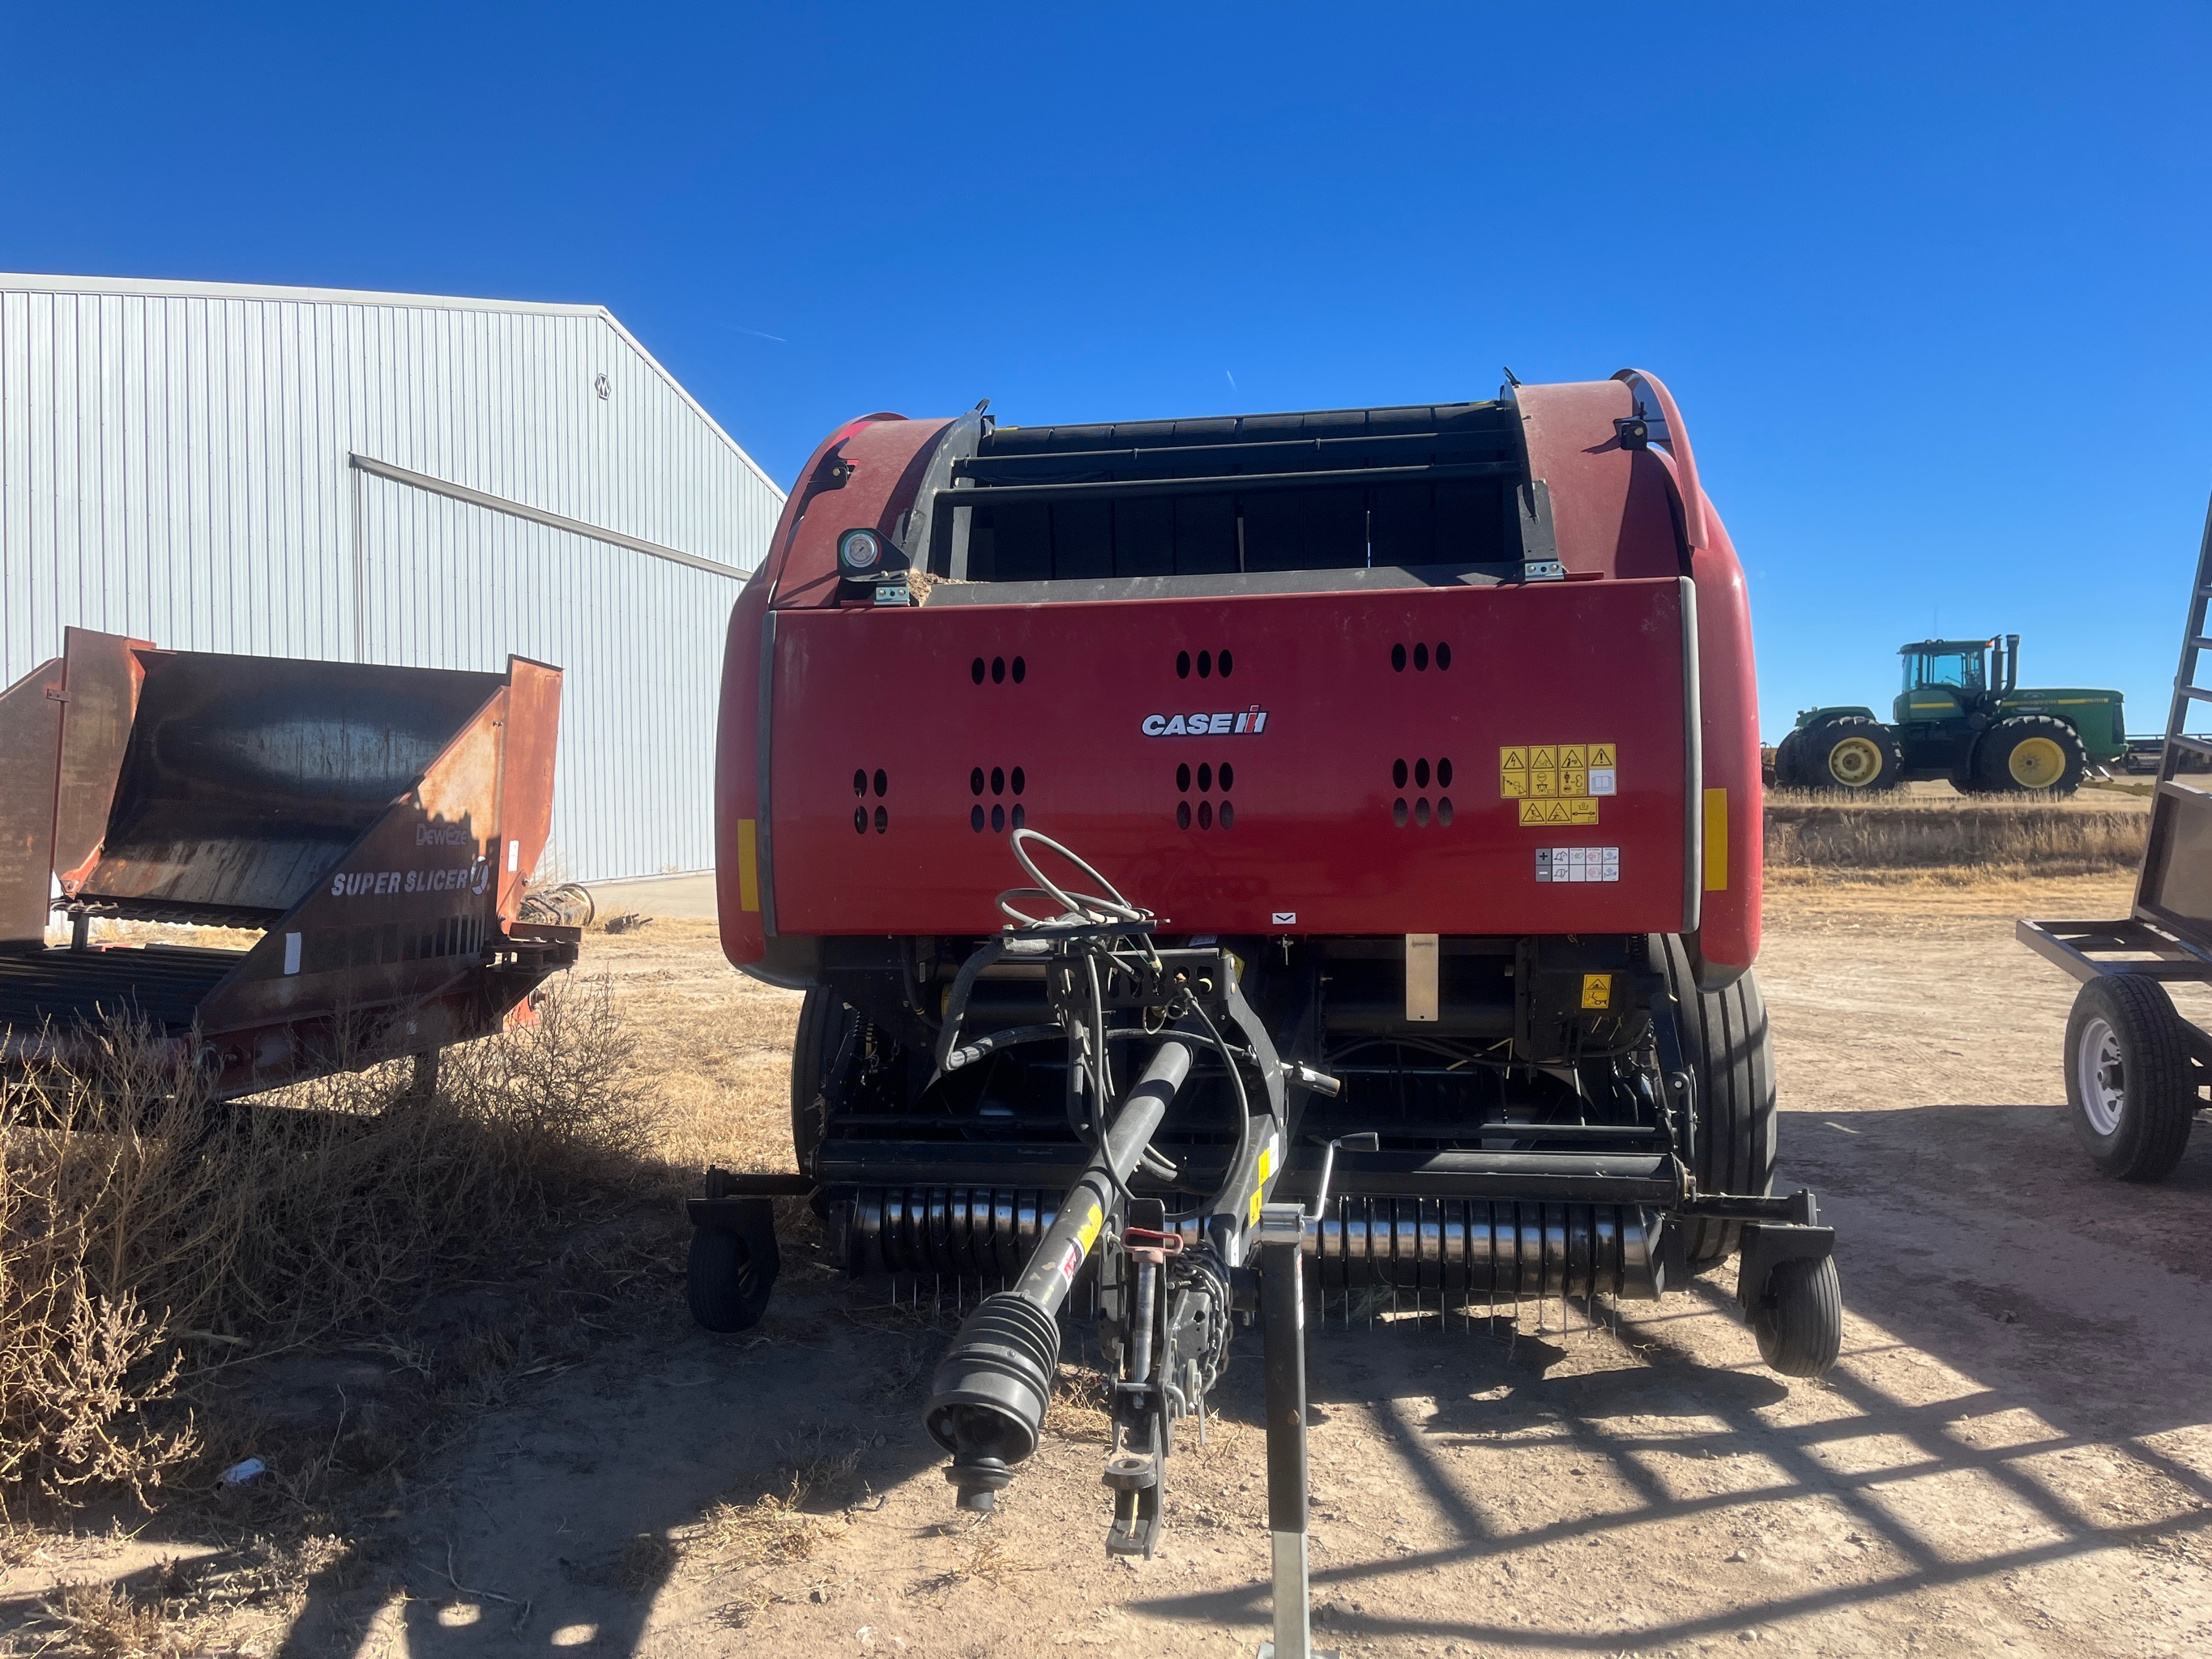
11;872;2212;1657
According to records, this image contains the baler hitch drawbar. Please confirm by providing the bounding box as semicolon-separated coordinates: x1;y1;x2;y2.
921;833;1300;1560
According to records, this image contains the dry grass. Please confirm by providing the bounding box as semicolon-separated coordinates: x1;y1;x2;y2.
683;1435;864;1580
0;975;660;1509
1764;790;2146;876
1040;1363;1114;1444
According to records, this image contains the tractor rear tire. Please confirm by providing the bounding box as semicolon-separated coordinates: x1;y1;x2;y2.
2065;975;2198;1181
1772;729;1805;790
1751;1256;1843;1378
1801;717;1903;793
1976;714;2086;795
1657;936;1778;1266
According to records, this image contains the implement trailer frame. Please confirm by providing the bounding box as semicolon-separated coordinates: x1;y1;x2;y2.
2020;487;2212;1174
0;628;579;1098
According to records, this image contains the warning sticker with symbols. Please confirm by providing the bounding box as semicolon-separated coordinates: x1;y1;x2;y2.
1500;743;1618;826
1518;798;1600;825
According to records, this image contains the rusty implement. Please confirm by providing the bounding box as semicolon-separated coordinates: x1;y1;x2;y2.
0;628;579;1097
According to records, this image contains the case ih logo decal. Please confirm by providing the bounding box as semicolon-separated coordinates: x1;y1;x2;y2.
1142;706;1268;737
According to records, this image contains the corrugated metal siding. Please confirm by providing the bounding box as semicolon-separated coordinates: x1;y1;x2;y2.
0;276;783;882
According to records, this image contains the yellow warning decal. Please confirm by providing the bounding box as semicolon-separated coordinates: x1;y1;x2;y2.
1076;1201;1104;1258
1582;974;1612;1010
1502;742;1618;825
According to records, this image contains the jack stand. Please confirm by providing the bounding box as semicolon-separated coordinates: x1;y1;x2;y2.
1254;1201;1337;1659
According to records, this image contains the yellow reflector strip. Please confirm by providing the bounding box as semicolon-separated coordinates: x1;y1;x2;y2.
1703;788;1728;892
737;818;761;912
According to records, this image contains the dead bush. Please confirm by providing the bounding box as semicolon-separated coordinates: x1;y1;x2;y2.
0;974;657;1504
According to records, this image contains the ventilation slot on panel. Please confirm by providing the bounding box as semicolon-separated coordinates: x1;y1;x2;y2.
971;655;1027;685
1174;648;1236;680
1390;642;1453;673
968;762;1027;834
1176;757;1236;830
1390;756;1454;828
852;766;890;834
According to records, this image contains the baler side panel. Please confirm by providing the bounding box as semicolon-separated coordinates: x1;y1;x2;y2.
720;413;954;966
716;568;774;965
771;417;952;611
770;580;1693;937
1513;382;1683;580
0;657;65;944
1689;507;1762;977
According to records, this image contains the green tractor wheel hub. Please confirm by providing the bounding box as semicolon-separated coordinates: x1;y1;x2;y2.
1828;736;1886;787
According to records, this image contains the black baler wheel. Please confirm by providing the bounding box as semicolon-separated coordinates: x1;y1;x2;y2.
790;986;849;1176
686;1225;776;1333
2065;974;2197;1181
1750;1255;1843;1377
1975;714;2086;795
1802;716;1903;792
1656;936;1778;1266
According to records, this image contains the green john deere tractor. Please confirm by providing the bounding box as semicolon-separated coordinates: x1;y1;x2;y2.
1774;635;2126;795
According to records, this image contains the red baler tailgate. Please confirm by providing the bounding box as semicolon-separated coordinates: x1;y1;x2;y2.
771;578;1694;936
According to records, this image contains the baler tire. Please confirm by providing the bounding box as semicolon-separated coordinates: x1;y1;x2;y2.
1752;1256;1843;1378
1657;937;1778;1267
2065;975;2198;1182
687;1225;775;1333
1801;717;1903;792
1976;714;2086;795
790;987;845;1178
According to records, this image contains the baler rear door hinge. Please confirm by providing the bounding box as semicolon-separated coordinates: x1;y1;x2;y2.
1517;478;1565;581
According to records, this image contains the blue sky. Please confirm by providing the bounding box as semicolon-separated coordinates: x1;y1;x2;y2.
4;2;2208;739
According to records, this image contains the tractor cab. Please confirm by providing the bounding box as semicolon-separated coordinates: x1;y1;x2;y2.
1895;635;2018;729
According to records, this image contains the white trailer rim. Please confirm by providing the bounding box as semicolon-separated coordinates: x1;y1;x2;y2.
2077;1014;2126;1137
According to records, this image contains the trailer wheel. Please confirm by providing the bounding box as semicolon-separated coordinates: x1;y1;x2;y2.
1751;1256;1843;1377
1976;714;2086;795
2065;975;2198;1181
1656;937;1778;1265
1801;717;1902;792
687;1225;776;1333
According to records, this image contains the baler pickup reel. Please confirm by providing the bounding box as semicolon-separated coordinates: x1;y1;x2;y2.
922;831;1330;1558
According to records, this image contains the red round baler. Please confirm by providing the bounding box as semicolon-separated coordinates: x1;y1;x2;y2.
696;373;1839;1542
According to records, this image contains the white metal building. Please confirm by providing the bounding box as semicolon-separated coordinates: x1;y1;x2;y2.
0;273;782;883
